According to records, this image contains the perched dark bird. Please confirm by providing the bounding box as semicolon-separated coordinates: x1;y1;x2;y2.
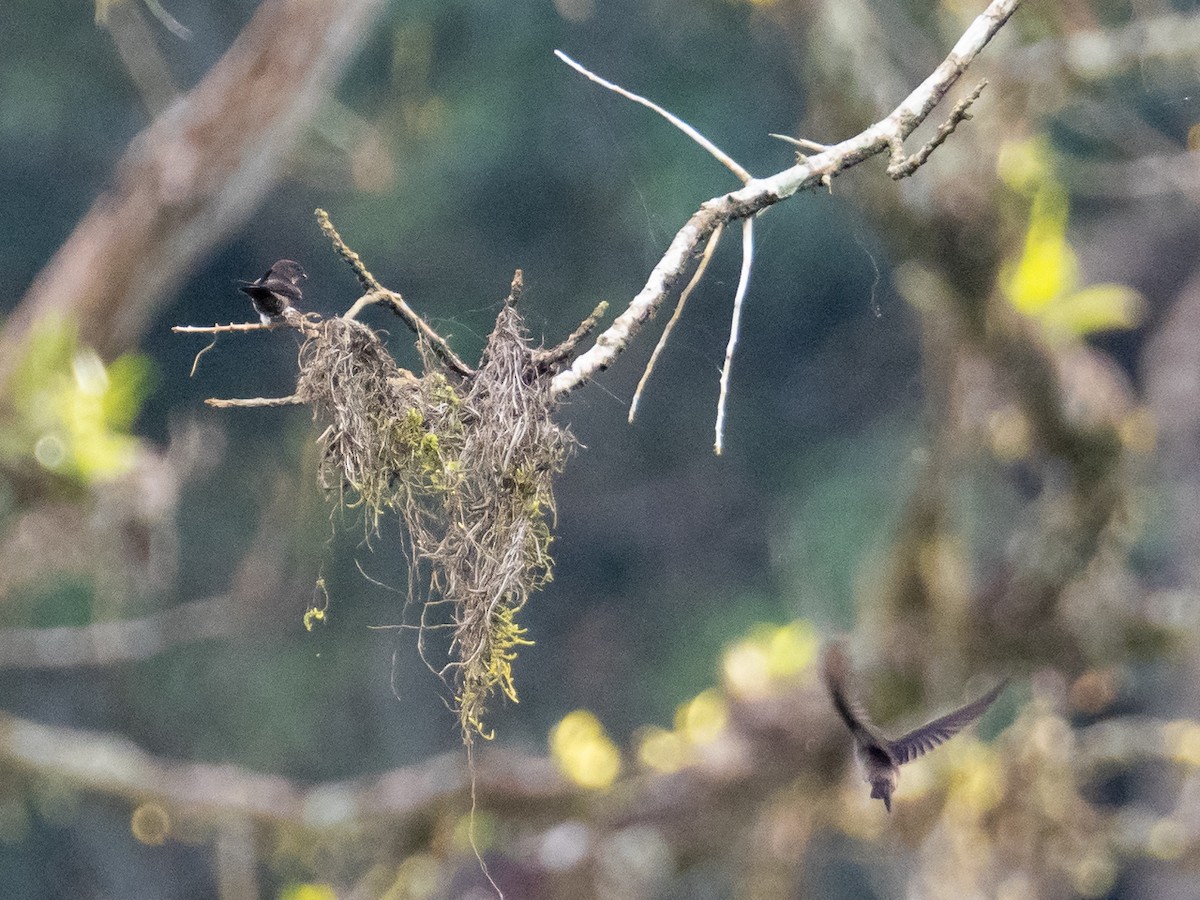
822;643;1006;812
237;259;307;324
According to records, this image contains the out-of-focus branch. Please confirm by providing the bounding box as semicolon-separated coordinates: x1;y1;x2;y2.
1005;10;1200;84
0;684;837;839
10;684;1198;887
96;0;180;117
0;0;387;389
0;473;309;669
0;593;243;669
549;0;1022;399
1063;151;1200;201
0;710;566;828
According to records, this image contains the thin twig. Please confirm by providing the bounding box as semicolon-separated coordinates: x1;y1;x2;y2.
189;338;217;377
172;322;272;334
315;207;383;293
317;209;476;377
714;218;754;456
554;50;753;185
205;395;305;409
0;594;240;669
887;80;988;178
629;221;725;424
536;301;609;370
768;135;833;153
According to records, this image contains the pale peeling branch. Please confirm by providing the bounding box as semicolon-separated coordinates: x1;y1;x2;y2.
550;0;1022;400
714;217;754;456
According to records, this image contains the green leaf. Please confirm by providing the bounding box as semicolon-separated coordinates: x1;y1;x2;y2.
1037;283;1145;338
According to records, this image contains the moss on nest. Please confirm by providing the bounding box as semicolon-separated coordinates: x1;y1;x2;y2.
295;303;571;742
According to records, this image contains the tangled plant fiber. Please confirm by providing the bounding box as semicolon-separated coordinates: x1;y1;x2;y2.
296;295;572;741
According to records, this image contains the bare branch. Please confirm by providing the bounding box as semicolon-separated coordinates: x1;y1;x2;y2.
172;322;273;334
316;207;385;294
714;218;754;456
550;0;1022;400
205;396;305;409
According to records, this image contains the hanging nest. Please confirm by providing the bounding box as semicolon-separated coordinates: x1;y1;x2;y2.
295;295;573;741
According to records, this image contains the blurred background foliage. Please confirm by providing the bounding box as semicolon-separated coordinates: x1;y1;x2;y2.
2;0;1200;897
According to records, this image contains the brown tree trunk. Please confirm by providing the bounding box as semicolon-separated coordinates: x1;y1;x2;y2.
0;0;386;384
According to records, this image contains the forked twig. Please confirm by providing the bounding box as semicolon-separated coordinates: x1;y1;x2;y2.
174;317;309;376
887;80;988;178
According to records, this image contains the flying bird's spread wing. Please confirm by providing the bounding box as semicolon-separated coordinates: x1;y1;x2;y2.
821;643;879;745
888;679;1007;765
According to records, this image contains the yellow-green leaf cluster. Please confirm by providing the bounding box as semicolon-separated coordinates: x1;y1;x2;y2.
1;318;151;485
999;140;1143;340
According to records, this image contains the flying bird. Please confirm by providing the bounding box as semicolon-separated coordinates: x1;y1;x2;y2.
822;642;1006;812
237;259;307;324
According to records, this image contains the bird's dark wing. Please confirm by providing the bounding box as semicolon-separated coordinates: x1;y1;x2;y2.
235;261;303;321
267;280;305;303
821;643;878;744
888;679;1007;765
